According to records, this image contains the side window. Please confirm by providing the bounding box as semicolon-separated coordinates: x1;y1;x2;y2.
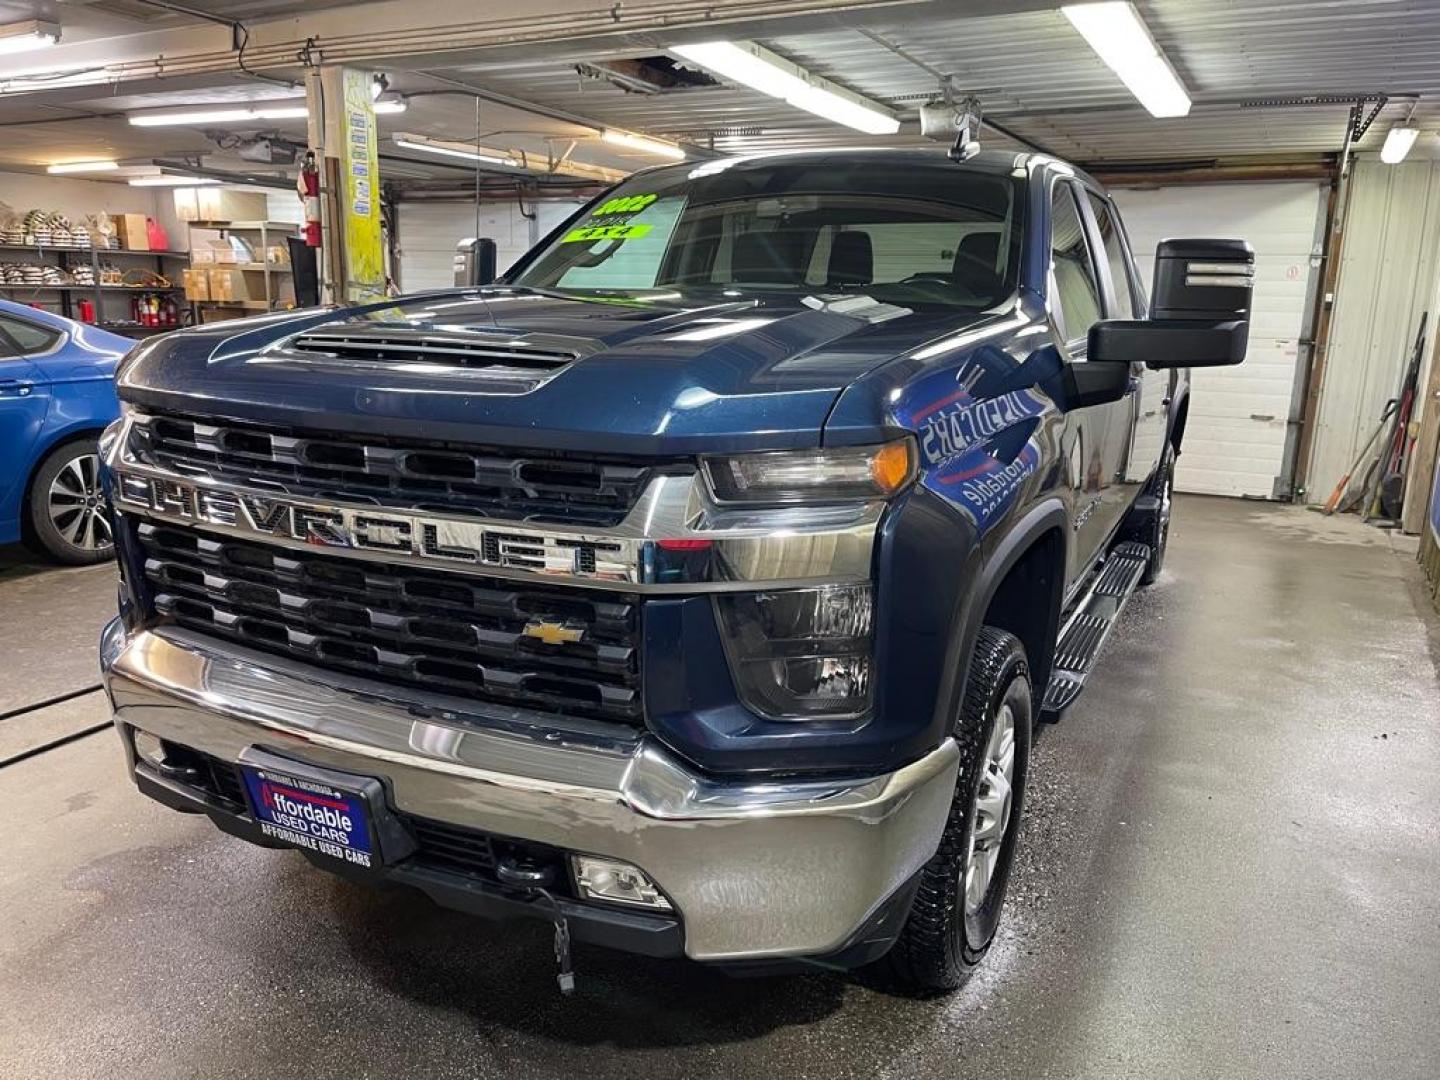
1085;193;1137;320
1048;183;1103;345
0;315;61;356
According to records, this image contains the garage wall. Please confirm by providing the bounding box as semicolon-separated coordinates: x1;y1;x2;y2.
1112;182;1325;499
1305;158;1440;505
0;171;168;238
395;199;584;292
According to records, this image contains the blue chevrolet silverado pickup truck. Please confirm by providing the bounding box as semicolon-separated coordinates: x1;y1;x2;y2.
98;149;1251;993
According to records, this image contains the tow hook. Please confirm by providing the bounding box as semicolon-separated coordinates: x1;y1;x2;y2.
495;857;575;995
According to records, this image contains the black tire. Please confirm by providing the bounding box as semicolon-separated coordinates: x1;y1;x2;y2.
26;438;114;565
1139;442;1176;587
880;627;1032;994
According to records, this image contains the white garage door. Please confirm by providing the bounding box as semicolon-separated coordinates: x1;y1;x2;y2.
395;200;584;293
1111;182;1324;498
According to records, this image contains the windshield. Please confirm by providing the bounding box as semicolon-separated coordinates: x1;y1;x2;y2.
511;159;1023;310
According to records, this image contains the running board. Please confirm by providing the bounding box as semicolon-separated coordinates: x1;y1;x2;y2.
1041;541;1151;719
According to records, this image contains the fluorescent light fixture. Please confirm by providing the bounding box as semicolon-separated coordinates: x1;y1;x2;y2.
46;160;118;174
1381;126;1420;164
130;99;402;127
128;176;220;187
393;134;519;167
602;129;686;160
129;104;309;127
672;40;899;135
0;20;59;56
1061;2;1191;118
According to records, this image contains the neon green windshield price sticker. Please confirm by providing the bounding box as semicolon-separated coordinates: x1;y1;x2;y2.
562;222;653;243
560;193;659;243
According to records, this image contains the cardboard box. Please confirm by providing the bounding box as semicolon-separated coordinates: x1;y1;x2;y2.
114;213;150;251
197;189;268;221
208;267;256;303
172;188;200;222
201;238;237;264
182;268;210;301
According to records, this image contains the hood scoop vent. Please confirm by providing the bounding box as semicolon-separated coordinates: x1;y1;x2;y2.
282;327;585;394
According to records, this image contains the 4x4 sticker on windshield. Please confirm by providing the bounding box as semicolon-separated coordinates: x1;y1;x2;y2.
560;193;659;243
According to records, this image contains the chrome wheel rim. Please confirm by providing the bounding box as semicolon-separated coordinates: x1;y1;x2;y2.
48;453;112;552
964;702;1016;915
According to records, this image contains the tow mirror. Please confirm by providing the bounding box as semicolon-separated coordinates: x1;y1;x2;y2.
454;238;498;286
1089;238;1254;369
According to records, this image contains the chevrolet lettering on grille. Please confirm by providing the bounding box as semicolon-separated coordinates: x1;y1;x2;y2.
115;472;635;582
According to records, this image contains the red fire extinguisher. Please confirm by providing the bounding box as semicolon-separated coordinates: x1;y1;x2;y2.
299;150;321;248
77;298;95;323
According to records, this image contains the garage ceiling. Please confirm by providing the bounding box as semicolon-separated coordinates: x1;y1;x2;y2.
0;0;1436;181
451;1;1440;162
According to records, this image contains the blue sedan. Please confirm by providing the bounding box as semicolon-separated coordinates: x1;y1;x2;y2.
0;301;131;563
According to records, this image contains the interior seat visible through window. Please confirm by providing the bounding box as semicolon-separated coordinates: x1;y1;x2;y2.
730;231;805;284
953;232;1002;296
826;231;873;286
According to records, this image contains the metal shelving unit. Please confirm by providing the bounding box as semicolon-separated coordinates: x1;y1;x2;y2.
0;243;190;336
186;221;297;322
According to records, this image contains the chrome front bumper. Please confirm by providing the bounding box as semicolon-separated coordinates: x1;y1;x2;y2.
101;619;958;962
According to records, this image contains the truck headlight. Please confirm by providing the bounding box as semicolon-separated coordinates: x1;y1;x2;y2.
702;438;915;505
715;584;873;719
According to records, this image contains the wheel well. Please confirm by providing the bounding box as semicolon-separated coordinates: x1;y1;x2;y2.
980;527;1065;695
1169;395;1189;454
19;429;105;542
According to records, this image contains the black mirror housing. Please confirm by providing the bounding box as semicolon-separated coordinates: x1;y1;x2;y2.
1152;238;1254;321
1089;319;1249;369
454;238;499;286
1089;238;1254;370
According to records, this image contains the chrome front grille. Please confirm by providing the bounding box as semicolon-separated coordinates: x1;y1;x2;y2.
128;413;657;528
137;522;645;725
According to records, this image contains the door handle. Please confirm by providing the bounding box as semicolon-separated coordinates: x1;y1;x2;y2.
0;379;35;397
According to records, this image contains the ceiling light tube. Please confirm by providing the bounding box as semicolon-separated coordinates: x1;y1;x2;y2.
1061;2;1191;118
128;176;220;187
130;99;400;127
129;104;309;127
46;160;119;174
672;40;899;135
0;20;59;56
1381;126;1420;164
602;129;686;160
392;134;518;167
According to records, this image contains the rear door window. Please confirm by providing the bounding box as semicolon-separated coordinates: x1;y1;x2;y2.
1049;183;1103;345
0;314;61;357
1085;192;1137;320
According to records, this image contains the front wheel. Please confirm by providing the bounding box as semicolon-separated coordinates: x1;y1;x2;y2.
880;627;1032;994
27;439;114;565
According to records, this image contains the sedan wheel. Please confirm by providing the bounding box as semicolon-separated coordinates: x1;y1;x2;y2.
27;441;115;565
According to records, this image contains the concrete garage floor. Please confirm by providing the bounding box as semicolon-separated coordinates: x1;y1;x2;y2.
1;496;1437;1080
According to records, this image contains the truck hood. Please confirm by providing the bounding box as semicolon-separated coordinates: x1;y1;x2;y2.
120;286;986;455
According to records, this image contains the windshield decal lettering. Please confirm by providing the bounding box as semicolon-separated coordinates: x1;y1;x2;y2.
560;193;660;243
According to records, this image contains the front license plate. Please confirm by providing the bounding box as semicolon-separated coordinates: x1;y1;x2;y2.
241;764;375;870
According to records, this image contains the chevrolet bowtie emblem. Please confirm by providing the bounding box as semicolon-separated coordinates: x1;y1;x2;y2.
522;619;585;646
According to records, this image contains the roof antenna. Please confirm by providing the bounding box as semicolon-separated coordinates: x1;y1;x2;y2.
920;78;982;162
